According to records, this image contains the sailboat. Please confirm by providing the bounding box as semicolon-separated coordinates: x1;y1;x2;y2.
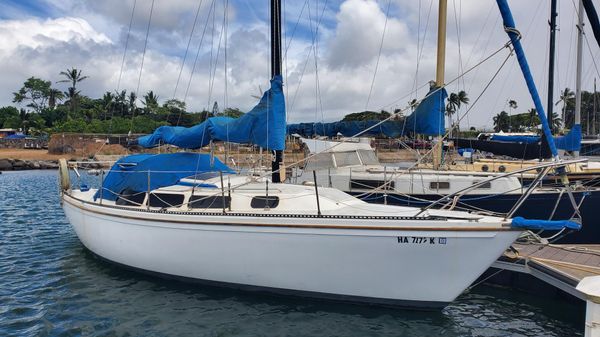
288;1;599;244
59;0;577;308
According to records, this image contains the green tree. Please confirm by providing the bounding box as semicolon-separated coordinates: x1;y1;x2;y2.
58;68;89;116
493;111;510;132
342;110;390;121
556;88;574;131
222;107;244;118
12;77;52;113
142;91;159;114
0;106;20;128
446;91;469;133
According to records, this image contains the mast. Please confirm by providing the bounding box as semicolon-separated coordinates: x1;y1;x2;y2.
575;0;584;156
271;0;283;182
433;0;447;170
547;0;558;123
595;78;597;135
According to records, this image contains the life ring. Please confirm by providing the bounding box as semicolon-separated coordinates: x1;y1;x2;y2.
498;165;506;173
58;158;70;192
481;165;489;172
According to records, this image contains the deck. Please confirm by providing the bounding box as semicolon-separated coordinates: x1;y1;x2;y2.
492;243;600;300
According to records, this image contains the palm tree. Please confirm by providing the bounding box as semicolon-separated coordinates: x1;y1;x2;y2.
556;88;574;130
551;111;562;133
143;91;159;114
508;99;517;131
528;108;539;128
128;92;137;117
48;88;64;110
58;68;89;116
446;91;469;134
493;111;510;132
101;92;114;120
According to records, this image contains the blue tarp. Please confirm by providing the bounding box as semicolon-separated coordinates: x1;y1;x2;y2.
93;153;233;201
138;75;286;150
5;134;26;139
490;135;539;144
405;87;447;136
511;216;582;231
489;125;582;151
286;87;447;138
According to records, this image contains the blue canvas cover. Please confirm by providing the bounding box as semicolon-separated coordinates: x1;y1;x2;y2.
138;75;286;150
404;87;447;136
93;153;233;201
286;87;447;138
555;124;582;151
511;216;581;231
5;134;26;139
489;125;581;151
490;134;539;144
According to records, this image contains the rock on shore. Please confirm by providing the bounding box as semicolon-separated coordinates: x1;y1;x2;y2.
0;158;59;171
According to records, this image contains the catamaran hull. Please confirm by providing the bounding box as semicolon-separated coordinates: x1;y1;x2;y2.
62;195;520;308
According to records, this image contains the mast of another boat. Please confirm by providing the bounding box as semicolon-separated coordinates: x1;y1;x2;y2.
432;0;447;170
271;0;284;182
575;0;584;157
547;0;558;127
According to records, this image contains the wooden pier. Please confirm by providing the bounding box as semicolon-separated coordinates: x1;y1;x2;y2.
492;243;600;300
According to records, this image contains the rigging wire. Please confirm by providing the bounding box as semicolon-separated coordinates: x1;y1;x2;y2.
364;0;392;110
111;0;137;135
173;0;204;101
130;0;155;134
288;0;328;114
180;0;216;125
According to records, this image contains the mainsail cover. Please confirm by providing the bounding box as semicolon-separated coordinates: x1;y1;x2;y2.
286;87;447;138
93;153;233;201
489;125;582;151
137;75;286;150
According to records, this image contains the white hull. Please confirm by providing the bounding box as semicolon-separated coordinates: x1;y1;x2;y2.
62;193;520;308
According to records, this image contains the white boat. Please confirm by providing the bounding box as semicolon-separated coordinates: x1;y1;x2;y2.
61;168;521;308
293;137;524;198
59;0;580;309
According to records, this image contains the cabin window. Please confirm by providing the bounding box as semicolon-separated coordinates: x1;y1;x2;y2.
250;196;280;209
304;153;335;171
189;195;231;209
333;152;361;167
116;190;146;206
148;193;185;208
357;150;380;165
430;181;450;190
473;181;492;189
350;179;394;189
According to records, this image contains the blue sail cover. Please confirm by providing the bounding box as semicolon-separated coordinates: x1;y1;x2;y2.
405;87;447;136
511;216;581;231
138;75;286;150
490;124;581;151
93;153;233;201
490;125;582;151
286;87;447;138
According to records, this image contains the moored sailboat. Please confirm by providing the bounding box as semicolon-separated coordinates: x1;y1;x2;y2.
59;0;579;308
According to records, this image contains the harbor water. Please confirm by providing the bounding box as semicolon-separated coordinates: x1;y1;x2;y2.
0;170;585;336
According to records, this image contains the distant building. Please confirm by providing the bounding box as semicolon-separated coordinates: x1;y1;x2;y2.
0;129;17;139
